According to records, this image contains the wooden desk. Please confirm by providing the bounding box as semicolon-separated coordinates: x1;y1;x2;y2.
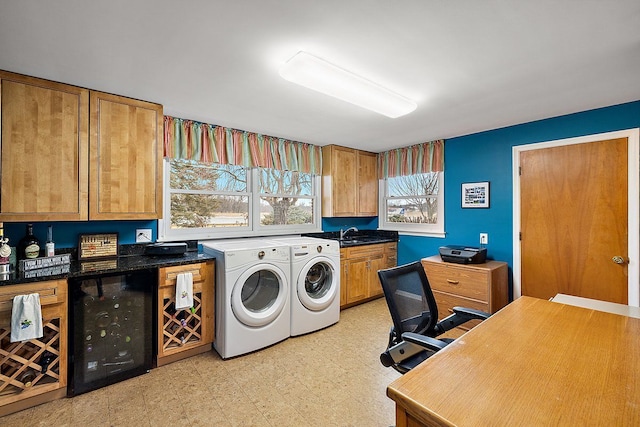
387;296;640;426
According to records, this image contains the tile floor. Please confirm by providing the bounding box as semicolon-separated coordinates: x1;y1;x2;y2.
1;298;401;426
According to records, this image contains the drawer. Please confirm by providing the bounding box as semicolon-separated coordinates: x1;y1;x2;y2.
384;242;397;254
433;290;488;329
0;301;65;331
423;262;488;301
344;243;385;259
159;263;205;288
0;279;67;314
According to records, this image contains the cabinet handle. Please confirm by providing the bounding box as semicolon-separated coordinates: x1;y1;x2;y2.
446;279;460;285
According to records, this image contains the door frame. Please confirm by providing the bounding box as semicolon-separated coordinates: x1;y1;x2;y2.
512;128;640;306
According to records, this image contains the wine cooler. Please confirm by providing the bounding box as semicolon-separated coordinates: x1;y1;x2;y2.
68;269;155;396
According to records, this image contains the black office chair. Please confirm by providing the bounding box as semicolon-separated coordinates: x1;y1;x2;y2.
378;261;490;373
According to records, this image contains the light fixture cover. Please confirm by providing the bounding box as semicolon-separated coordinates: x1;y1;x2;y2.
279;51;417;118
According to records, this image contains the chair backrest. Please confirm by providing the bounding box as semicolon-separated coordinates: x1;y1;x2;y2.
378;261;440;342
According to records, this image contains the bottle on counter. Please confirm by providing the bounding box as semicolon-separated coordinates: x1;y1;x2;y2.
17;223;41;260
45;225;55;257
0;222;11;269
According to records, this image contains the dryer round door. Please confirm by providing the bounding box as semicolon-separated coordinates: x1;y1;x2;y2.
297;256;338;311
231;263;288;327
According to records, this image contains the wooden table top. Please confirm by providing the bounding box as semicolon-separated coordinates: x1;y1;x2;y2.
387;296;640;426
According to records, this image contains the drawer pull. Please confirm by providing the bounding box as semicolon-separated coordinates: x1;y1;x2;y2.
446;279;460;285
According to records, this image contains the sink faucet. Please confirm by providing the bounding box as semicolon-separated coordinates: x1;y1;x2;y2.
340;226;359;240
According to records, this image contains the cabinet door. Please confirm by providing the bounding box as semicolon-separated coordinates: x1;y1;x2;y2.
340;259;348;307
89;91;163;220
346;257;369;304
322;145;357;217
357;151;378;216
367;255;386;298
0;72;89;221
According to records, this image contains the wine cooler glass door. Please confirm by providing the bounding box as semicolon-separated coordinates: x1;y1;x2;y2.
69;269;154;396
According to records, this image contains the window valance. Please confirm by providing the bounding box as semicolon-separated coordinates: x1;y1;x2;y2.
378;140;444;179
163;116;322;174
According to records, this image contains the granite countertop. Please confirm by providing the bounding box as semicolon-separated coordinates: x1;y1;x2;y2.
0;250;215;287
303;230;398;248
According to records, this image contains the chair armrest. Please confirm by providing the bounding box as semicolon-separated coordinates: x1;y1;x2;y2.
401;332;449;351
452;306;490;320
435;306;490;333
380;333;449;367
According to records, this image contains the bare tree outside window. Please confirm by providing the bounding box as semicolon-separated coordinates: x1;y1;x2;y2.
259;168;313;226
386;172;439;224
169;159;249;229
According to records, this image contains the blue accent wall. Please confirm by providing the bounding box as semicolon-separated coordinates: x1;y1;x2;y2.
4;220;157;249
322;217;378;231
396;100;640;292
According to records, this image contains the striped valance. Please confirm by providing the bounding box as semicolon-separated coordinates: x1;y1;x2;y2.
378;140;444;179
163;116;322;174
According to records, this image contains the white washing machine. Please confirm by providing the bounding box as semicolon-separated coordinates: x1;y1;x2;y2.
201;239;290;359
271;236;340;336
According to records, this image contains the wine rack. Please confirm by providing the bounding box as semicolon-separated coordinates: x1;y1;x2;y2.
0;318;61;395
157;261;214;366
0;279;67;416
162;290;204;349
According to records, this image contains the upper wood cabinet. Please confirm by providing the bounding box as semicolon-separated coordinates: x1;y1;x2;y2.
356;150;378;216
322;145;378;217
0;71;163;221
0;71;89;221
89;91;163;220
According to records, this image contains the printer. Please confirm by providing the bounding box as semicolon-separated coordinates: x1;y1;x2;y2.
439;245;487;264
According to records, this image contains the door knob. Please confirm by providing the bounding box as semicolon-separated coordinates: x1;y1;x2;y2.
612;256;626;265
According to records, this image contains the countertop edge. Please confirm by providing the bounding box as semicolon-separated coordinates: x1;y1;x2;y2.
0;253;216;286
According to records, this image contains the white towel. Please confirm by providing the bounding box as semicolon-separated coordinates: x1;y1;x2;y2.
175;272;194;310
11;293;43;342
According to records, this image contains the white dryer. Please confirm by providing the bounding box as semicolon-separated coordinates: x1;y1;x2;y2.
201;239;290;359
271;236;340;336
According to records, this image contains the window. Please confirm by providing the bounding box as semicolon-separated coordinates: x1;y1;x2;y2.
379;172;445;237
256;168;315;229
160;159;321;240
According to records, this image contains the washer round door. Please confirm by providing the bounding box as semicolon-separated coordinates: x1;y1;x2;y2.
231;263;288;327
297;256;338;311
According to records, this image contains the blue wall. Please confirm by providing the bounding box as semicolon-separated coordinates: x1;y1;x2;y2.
396;100;640;275
4;220;157;249
322;217;378;232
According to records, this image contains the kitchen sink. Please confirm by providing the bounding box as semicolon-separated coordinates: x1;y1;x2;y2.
339;236;392;247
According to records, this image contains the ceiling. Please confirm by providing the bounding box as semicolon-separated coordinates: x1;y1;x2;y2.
1;1;639;152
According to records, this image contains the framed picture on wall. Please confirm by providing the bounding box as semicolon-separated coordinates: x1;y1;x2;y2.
462;181;490;208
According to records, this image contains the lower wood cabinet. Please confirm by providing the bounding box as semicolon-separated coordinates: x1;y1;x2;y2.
157;261;214;366
0;279;68;417
340;242;397;308
421;255;508;338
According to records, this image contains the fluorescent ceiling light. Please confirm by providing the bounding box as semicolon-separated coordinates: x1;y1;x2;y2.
279;51;417;118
